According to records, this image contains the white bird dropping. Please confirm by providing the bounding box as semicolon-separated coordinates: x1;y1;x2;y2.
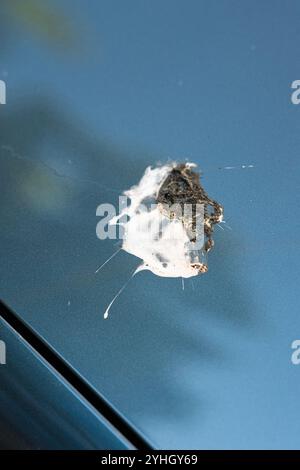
102;161;223;318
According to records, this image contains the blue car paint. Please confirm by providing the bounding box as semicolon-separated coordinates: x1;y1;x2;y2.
0;316;132;449
0;0;300;449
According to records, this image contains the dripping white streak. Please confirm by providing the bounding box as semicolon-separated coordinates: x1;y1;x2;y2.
103;265;141;319
95;248;122;273
219;164;254;170
219;220;232;231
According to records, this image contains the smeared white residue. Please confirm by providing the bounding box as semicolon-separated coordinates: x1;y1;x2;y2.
109;162;203;280
101;162;213;319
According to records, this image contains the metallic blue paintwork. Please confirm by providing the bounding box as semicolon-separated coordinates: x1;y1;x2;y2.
0;317;131;449
0;0;300;449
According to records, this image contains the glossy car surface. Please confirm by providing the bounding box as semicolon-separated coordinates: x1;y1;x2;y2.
0;0;300;449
